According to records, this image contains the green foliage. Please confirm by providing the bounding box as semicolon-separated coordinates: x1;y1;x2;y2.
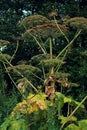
10;92;47;117
0;118;11;130
64;120;87;130
0;1;87;130
64;123;79;130
65;47;87;99
59;116;77;125
0;93;19;124
0;118;28;130
0;11;87;130
7;64;41;82
1;91;85;130
78;120;87;130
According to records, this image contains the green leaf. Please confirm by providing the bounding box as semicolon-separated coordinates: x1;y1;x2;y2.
0;118;10;130
0;118;28;130
8;119;28;130
64;97;72;103
59;116;69;124
64;97;84;109
59;115;77;125
71;100;84;109
55;92;64;115
64;123;79;130
55;92;64;104
78;120;87;130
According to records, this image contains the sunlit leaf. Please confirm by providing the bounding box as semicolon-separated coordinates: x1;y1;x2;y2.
64;97;72;103
78;120;87;130
8;119;28;130
0;118;10;130
11;93;47;116
64;97;84;109
64;123;80;130
59;115;77;125
55;92;64;110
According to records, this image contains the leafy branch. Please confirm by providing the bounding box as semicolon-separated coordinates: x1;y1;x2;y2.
60;95;87;130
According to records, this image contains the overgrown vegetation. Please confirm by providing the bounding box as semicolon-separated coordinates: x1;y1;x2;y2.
0;1;87;129
0;13;87;130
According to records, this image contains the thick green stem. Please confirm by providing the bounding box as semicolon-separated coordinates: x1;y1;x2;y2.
49;37;55;86
10;40;19;63
49;37;52;59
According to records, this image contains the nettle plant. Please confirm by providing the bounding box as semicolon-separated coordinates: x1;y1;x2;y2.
0;15;87;130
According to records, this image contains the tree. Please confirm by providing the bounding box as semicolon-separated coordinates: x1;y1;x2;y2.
64;17;87;99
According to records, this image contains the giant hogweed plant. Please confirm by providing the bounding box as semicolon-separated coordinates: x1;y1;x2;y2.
0;15;87;130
